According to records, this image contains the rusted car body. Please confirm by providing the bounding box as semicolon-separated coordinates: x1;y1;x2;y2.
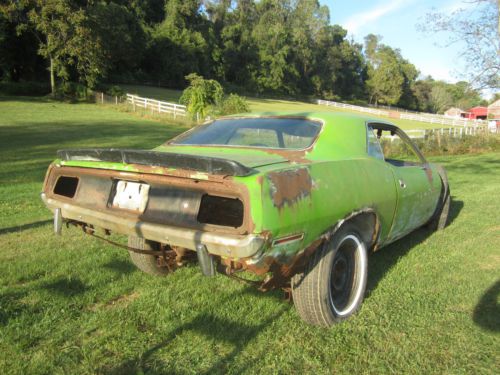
41;112;450;326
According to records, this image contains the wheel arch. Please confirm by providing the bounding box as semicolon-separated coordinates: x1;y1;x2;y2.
329;209;381;251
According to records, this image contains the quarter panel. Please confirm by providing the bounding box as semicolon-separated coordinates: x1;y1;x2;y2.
256;158;398;259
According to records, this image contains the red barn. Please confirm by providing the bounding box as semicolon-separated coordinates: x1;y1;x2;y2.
462;106;488;120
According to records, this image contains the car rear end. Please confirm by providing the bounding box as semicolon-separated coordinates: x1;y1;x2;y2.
41;150;266;261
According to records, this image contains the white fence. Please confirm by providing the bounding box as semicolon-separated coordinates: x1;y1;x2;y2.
317;99;485;128
399;113;484;127
126;94;187;119
317;99;389;116
387;126;487;141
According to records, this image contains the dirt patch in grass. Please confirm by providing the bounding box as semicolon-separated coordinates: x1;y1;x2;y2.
87;291;140;312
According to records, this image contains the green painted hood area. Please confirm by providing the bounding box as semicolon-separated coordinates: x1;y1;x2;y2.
153;145;289;168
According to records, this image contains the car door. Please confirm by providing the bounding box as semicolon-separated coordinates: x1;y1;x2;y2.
367;124;435;242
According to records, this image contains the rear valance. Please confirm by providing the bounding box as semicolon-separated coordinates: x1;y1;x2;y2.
57;149;257;177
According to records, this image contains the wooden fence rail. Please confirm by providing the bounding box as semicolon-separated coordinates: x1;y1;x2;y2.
126;94;187;119
317;99;486;128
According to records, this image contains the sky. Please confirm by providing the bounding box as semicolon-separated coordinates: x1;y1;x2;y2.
319;0;471;83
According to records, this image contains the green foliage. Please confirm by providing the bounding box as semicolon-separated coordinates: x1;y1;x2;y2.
0;0;488;112
179;73;224;119
218;93;250;115
55;81;91;100
106;85;126;98
382;133;500;157
1;0;107;92
364;35;407;106
0;81;50;96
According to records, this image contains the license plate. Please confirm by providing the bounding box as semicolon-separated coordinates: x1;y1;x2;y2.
112;181;150;212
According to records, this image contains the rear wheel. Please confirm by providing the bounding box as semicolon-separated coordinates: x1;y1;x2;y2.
292;224;368;327
128;236;169;276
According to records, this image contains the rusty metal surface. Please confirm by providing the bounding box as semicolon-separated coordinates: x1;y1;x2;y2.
41;193;265;258
268;168;313;209
44;165;253;235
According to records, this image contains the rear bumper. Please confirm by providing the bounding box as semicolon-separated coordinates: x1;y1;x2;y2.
41;193;265;258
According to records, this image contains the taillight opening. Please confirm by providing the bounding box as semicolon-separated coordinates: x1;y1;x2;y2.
197;194;244;228
53;176;79;198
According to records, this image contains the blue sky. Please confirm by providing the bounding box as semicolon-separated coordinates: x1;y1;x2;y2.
320;0;470;83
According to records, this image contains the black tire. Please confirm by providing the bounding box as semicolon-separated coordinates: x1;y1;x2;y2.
128;236;169;276
426;166;451;231
291;224;368;327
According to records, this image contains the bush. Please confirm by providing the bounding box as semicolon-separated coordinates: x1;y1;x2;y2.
0;81;51;96
55;82;91;100
106;85;125;98
218;93;250;115
381;133;500;158
180;73;224;120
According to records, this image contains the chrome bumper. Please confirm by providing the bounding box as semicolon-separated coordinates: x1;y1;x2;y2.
41;193;264;258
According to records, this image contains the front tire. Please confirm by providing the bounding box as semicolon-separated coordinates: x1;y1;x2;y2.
292;224;368;327
128;236;169;276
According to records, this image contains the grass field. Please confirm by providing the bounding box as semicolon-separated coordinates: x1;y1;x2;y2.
120;84;441;130
0;96;499;374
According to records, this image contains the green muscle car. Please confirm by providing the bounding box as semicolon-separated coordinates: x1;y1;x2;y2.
41;112;450;326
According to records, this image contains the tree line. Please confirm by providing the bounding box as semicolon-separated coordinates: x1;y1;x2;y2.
0;0;491;112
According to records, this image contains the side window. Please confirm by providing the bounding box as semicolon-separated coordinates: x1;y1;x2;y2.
367;126;384;160
370;124;424;167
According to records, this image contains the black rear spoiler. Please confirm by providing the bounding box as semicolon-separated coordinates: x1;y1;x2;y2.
57;149;257;177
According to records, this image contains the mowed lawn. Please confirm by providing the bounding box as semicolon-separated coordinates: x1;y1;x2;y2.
0;96;499;374
121;84;441;130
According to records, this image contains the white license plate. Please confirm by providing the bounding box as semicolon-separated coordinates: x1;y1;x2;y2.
112;181;150;212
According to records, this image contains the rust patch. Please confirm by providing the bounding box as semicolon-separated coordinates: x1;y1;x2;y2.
268;168;313;208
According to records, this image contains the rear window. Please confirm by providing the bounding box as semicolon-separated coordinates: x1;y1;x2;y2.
170;117;322;150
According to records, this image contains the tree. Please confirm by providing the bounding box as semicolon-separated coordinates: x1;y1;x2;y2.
419;0;499;90
1;0;106;94
147;0;211;87
312;25;366;99
0;12;44;81
252;0;298;94
90;3;146;80
429;83;453;113
364;34;419;107
218;0;259;88
364;35;403;105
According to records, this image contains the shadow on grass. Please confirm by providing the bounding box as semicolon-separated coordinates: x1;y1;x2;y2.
0;219;52;235
104;287;289;375
473;279;500;332
0;290;28;325
103;259;137;275
0;288;44;326
43;277;89;297
366;198;464;296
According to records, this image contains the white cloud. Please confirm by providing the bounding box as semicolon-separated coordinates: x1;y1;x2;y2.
343;0;415;35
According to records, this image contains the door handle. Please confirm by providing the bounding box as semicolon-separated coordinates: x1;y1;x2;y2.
399;179;406;188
